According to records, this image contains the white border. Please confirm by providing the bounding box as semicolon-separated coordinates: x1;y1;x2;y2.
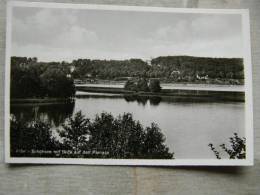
4;1;254;166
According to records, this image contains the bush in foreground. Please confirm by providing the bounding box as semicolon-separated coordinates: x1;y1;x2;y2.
10;116;59;157
10;112;174;159
208;133;246;159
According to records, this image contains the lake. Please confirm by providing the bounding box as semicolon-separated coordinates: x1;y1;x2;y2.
11;92;245;159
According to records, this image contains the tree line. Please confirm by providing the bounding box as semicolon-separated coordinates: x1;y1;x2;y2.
10;111;174;159
11;57;75;98
11;55;244;98
71;55;244;83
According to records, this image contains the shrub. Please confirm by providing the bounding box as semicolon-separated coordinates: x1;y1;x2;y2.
208;133;246;159
124;79;137;91
136;78;149;92
149;79;161;92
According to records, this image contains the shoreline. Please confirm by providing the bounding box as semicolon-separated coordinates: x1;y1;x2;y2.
11;98;75;104
10;86;245;103
76;86;245;102
75;83;244;92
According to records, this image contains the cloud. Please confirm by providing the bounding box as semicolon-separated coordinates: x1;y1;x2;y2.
11;7;243;61
145;20;191;46
139;14;242;58
54;26;98;48
191;15;241;40
12;8;80;46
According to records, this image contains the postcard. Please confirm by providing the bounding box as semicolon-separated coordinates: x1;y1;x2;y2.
5;1;253;165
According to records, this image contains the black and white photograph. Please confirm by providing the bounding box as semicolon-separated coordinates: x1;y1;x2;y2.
5;2;253;165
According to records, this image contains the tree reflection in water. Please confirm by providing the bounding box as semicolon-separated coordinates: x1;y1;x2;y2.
11;100;75;127
124;95;161;106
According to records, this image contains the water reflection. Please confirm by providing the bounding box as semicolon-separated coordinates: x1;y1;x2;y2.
124;95;162;106
150;96;162;106
11;101;75;126
124;95;149;105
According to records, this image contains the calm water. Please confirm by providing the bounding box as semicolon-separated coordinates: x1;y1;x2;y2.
11;93;245;159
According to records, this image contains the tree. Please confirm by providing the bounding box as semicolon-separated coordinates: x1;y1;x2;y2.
142;123;173;159
88;112;115;156
59;111;90;154
10;59;44;98
40;66;75;98
113;113;146;158
10;117;58;157
10;57;75;98
136;78;149;92
88;112;173;159
124;78;150;92
11;111;174;159
124;79;137;91
208;133;246;159
149;79;161;92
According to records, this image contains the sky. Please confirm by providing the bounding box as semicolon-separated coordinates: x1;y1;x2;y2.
11;6;243;62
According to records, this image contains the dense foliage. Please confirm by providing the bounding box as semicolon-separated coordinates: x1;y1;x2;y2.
11;55;244;91
124;78;161;93
59;111;90;154
10;116;59;156
151;56;244;80
72;58;149;79
136;78;150;92
71;55;244;84
208;133;246;159
11;57;75;98
10;112;174;159
124;80;138;91
149;79;162;92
